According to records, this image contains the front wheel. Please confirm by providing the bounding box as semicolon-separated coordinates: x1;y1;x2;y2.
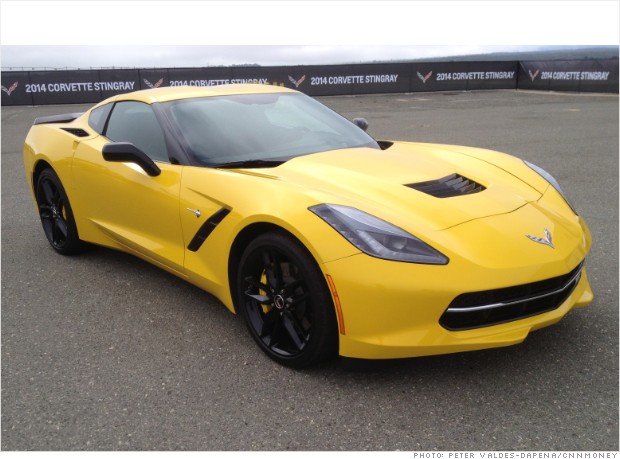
236;232;338;367
35;168;83;255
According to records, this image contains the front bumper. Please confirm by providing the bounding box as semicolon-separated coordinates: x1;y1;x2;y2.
321;208;592;360
329;257;592;359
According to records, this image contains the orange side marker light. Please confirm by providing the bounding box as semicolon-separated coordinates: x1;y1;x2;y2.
326;274;345;335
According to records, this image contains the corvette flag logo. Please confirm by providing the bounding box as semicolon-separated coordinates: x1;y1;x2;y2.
1;82;18;96
143;78;164;89
526;228;554;249
288;75;306;88
417;71;432;83
529;69;540;82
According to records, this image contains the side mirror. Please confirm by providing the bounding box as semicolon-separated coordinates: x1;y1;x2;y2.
102;142;161;177
352;118;369;131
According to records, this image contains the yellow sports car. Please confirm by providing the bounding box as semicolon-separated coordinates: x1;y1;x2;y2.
23;84;593;367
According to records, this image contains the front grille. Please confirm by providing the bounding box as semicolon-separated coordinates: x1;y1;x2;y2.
61;127;90;138
440;262;584;330
407;173;485;198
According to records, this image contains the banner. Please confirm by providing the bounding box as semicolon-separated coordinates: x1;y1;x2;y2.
518;59;619;93
410;61;518;92
290;63;411;96
1;59;617;106
0;69;139;106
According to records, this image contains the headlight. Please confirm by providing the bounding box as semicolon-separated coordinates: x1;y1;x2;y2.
524;160;577;214
309;204;448;265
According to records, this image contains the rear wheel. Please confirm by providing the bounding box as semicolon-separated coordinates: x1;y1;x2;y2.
35;168;83;255
236;232;338;367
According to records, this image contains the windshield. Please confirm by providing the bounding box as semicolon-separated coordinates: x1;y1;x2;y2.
163;92;380;167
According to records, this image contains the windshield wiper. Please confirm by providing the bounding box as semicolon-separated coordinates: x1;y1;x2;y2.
214;159;286;169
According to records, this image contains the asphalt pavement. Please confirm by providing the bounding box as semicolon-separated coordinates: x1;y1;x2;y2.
1;90;618;451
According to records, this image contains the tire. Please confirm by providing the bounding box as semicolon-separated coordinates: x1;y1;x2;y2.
236;232;338;367
35;168;83;255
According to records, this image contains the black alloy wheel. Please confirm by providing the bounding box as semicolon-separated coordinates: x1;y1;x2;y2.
237;232;338;367
35;168;83;255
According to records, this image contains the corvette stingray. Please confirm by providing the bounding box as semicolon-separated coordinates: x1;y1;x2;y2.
23;84;593;367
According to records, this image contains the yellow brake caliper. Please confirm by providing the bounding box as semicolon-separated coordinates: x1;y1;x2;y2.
260;271;271;314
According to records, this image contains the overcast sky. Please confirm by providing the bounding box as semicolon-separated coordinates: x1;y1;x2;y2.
1;1;618;69
0;45;585;69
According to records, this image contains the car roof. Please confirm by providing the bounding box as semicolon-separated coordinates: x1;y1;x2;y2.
111;83;297;104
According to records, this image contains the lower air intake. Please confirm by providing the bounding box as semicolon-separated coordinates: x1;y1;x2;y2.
440;262;584;330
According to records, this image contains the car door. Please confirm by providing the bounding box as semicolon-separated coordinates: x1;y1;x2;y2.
72;101;186;276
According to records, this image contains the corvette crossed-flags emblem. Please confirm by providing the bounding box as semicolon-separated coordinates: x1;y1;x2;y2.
288;75;306;88
1;82;18;96
417;71;432;83
143;78;164;89
526;228;555;249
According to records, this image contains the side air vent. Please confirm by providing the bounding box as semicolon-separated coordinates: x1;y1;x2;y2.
187;208;231;252
407;173;485;198
61;127;90;138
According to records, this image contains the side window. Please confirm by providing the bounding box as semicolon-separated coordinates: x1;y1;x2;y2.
105;101;169;162
88;103;113;134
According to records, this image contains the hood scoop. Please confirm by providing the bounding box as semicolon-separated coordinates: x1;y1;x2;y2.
407;173;485;198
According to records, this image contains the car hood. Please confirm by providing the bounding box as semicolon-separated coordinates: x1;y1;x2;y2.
236;141;544;231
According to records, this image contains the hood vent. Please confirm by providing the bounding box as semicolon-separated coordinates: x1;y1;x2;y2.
407;173;485;198
61;127;90;138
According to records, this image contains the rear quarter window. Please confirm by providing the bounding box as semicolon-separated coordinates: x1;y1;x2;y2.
88;103;113;134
